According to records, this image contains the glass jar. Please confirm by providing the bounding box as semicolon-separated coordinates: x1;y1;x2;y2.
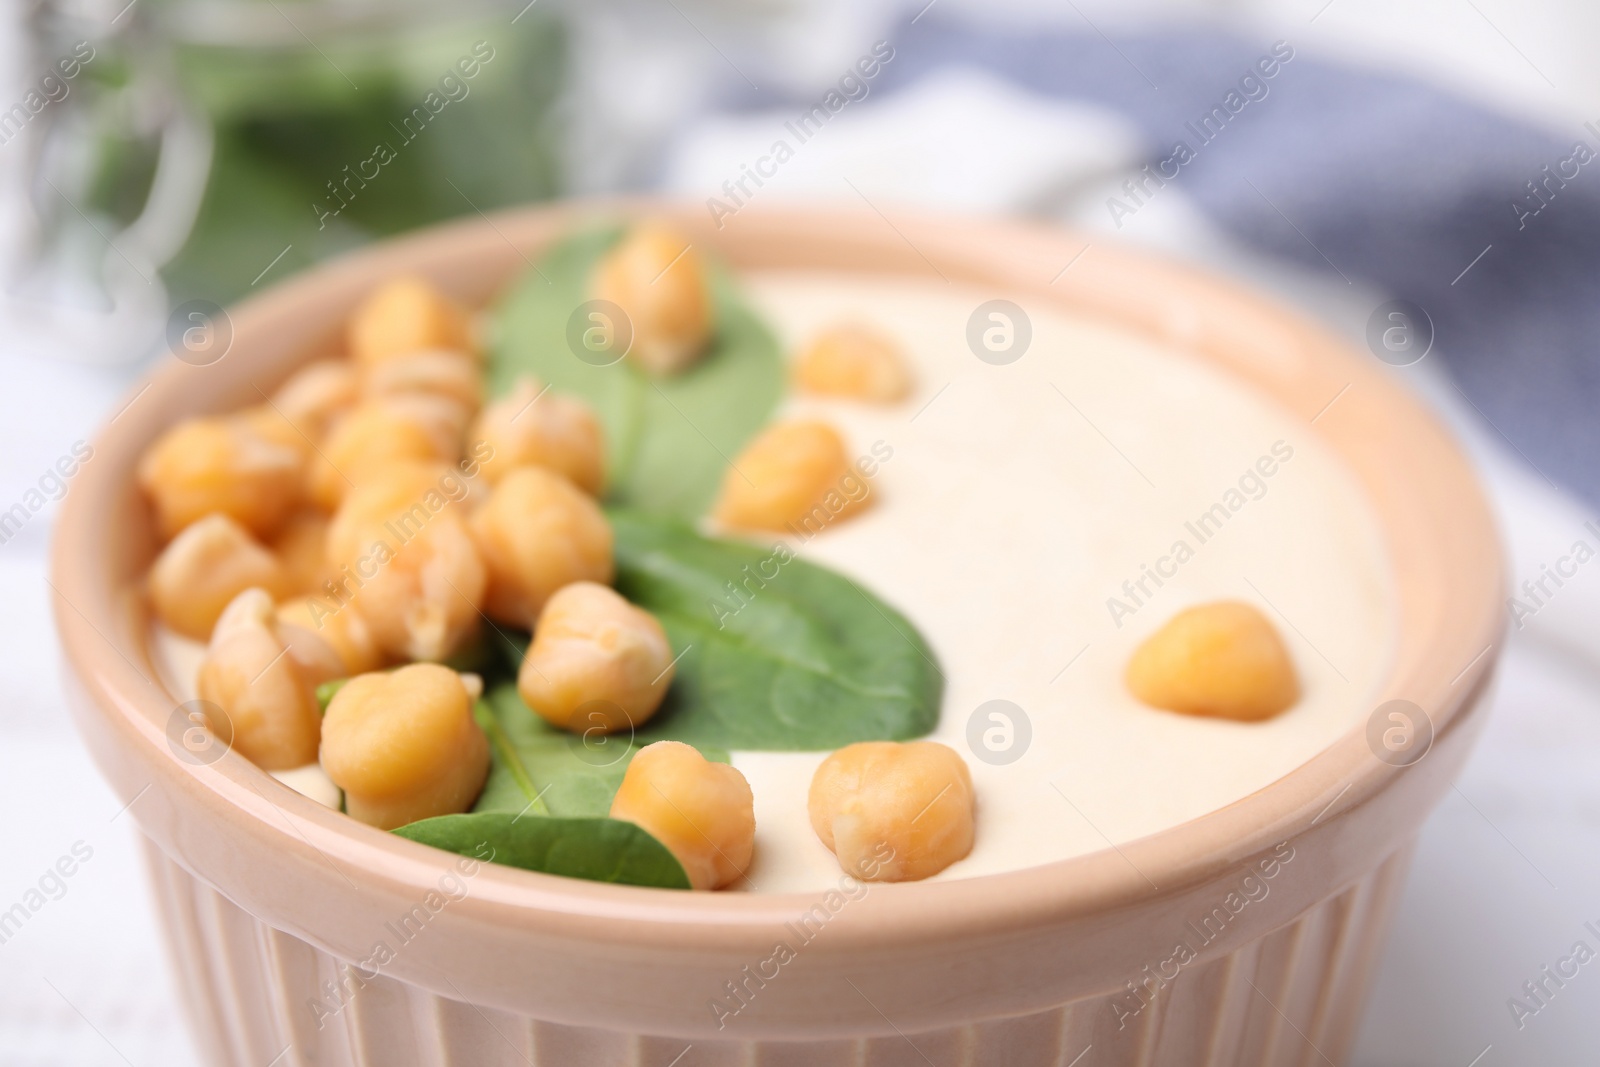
18;0;566;362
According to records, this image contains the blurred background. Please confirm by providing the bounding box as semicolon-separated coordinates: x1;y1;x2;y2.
4;0;1600;1062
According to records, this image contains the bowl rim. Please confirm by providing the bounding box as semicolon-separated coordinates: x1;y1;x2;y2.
51;198;1504;956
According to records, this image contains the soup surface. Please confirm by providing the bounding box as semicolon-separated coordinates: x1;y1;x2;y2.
153;269;1396;893
727;271;1394;892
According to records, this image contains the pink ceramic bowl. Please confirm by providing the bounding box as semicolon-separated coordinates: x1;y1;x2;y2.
53;202;1502;1067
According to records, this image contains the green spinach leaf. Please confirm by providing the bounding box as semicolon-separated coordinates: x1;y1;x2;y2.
394;813;690;890
611;511;944;750
489;226;785;519
471;683;687;818
401;228;944;885
314;678;348;714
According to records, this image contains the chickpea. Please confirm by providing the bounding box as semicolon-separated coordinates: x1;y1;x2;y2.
1125;601;1300;721
347;275;476;368
270;764;342;810
196;588;344;770
360;349;482;421
148;514;287;640
307;397;462;511
321;663;490;830
383;392;472;443
469;376;605;495
794;324;914;403
517;582;674;734
237;403;313;460
277;597;386;677
270;359;359;442
137;415;302;540
592;225;713;376
712;420;870;532
610;741;754;890
326;461;477;561
808;741;975;882
269;510;331;595
327;462;487;663
470;466;613;629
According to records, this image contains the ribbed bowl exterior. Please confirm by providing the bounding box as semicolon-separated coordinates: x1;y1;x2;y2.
147;837;1411;1067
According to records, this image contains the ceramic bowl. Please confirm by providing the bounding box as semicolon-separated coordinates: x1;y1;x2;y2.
52;201;1503;1067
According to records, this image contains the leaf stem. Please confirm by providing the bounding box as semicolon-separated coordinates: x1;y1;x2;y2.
475;700;549;816
612;367;648;492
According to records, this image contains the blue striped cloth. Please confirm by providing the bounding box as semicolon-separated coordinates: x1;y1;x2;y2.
806;19;1600;504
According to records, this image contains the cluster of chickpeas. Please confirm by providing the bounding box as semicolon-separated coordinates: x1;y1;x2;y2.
138;223;986;891
140;266;636;832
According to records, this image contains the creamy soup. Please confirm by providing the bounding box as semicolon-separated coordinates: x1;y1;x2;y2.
153;270;1395;895
726;272;1394;892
